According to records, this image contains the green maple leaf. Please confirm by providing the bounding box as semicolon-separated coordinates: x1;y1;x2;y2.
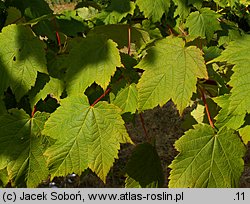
185;8;221;41
66;36;122;95
0;109;49;187
0;24;47;100
136;0;171;22
112;83;138;114
136;36;207;114
211;35;250;116
169;124;245;187
43;95;132;182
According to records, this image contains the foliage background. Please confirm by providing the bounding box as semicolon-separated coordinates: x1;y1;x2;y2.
0;0;250;188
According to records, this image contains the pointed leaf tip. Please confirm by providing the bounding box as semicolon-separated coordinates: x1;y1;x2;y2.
43;95;132;182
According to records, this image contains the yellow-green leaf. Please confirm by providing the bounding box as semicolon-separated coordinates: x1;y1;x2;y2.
169;124;245;187
136;36;207;114
43;95;132;182
66;36;122;95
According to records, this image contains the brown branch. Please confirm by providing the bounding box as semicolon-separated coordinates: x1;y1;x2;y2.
90;75;124;107
200;88;215;128
128;26;131;56
139;113;149;141
91;88;111;107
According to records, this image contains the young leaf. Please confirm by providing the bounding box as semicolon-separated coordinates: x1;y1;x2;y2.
43;95;132;182
185;8;221;41
0;110;49;187
0;24;47;100
136;0;171;22
125;143;164;187
211;35;250;116
66;36;122;95
112;83;138;114
169;124;246;187
136;36;207;114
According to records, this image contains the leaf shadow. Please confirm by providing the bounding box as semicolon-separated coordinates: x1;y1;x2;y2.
0;24;47;102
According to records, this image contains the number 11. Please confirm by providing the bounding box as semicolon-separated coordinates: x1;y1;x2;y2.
236;192;245;201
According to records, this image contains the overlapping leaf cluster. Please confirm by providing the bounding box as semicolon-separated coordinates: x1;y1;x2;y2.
0;0;249;188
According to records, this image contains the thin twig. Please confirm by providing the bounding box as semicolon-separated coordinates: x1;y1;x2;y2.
139;113;149;141
91;88;111;107
200;88;215;128
90;75;124;107
128;26;131;56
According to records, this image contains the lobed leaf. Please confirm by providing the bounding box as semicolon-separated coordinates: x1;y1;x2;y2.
185;8;221;41
66;36;122;95
43;95;132;182
136;36;207;114
169;124;245;187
